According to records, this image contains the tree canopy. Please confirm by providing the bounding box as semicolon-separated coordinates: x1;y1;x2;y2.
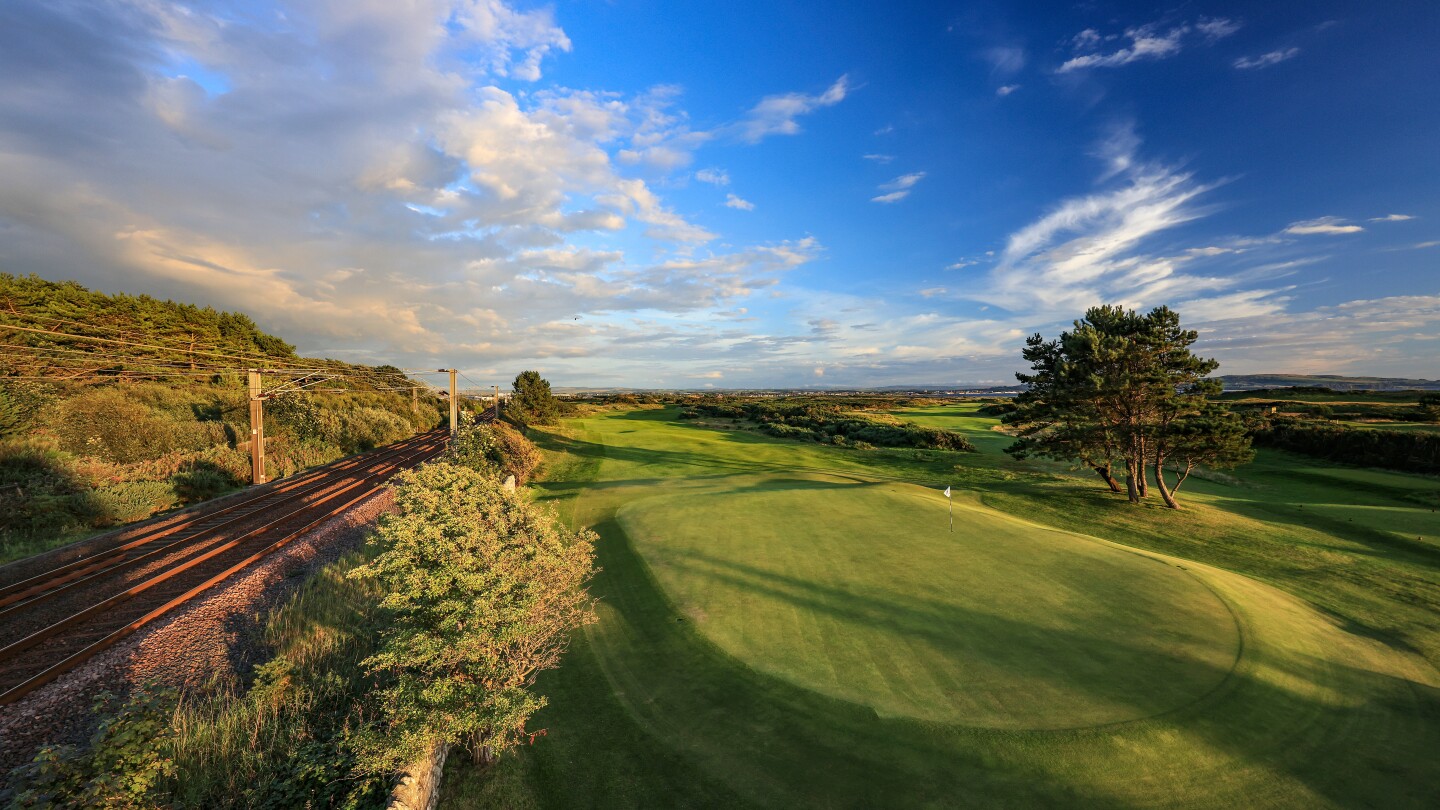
1003;305;1252;508
508;370;560;428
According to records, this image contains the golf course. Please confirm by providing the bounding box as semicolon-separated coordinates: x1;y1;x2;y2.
442;403;1440;808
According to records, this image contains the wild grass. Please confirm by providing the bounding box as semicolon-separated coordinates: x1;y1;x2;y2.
163;551;391;808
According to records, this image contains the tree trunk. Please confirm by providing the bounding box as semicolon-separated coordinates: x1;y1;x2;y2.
1153;456;1180;509
1091;464;1122;493
1123;457;1141;504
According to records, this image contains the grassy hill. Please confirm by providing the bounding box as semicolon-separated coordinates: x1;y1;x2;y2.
0;274;445;562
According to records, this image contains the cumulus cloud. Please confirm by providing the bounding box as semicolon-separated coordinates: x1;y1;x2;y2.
0;0;834;380
1284;217;1364;235
731;75;849;143
1234;47;1300;70
724;193;755;211
871;172;926;204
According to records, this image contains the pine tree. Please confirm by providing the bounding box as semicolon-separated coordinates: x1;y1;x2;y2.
1004;305;1252;508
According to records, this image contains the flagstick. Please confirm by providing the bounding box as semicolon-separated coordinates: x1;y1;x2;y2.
949;497;953;533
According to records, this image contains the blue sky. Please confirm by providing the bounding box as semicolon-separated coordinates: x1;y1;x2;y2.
1;1;1436;387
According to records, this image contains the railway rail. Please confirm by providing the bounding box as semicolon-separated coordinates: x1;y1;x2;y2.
0;427;451;705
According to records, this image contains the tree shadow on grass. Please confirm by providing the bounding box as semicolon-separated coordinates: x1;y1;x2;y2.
571;507;1440;810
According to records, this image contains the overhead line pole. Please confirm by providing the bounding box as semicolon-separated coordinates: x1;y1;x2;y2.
444;368;458;437
248;369;266;485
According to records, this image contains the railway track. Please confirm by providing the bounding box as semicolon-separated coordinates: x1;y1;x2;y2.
0;428;450;705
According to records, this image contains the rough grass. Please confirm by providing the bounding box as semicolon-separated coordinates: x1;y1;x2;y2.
439;404;1440;809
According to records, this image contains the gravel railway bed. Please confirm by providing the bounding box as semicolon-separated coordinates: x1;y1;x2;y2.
0;488;397;785
0;427;448;714
0;431;441;650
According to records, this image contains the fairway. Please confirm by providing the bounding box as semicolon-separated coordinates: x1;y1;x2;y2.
443;406;1440;809
620;478;1240;728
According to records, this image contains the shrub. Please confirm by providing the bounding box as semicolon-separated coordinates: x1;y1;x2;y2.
3;687;177;809
172;465;239;504
91;481;179;525
49;388;213;464
330;407;410;454
446;416;542;484
347;463;596;772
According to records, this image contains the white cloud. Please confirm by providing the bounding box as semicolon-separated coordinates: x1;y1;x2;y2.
1072;29;1102;50
975;134;1225;315
1173;288;1290;323
1059;18;1238;74
1284;216;1364;235
724;193;755;211
0;0;859;382
862;154;894;164
1413;241;1439;249
1194;295;1440;374
871;172;926;203
1058;24;1188;72
453;0;574;81
996;84;1020;97
1196;18;1242;41
1370;213;1414;222
695;167;729;185
1234;47;1300;70
731;75;849;144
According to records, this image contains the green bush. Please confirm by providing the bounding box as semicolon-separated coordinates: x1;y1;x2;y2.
172;466;238;504
3;687;178;809
50;388;214;464
91;481;179;525
447;417;542;483
348;463;596;772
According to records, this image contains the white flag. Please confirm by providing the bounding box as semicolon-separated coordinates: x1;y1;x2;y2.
943;486;951;498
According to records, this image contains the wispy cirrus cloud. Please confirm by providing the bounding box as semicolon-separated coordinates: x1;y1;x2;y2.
971;127;1239;317
1058;18;1238;73
1370;213;1414;222
1234;47;1300;70
729;75;849;144
1284;216;1363;235
871;172;926;204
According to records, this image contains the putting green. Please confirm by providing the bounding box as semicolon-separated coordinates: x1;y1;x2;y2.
618;476;1241;728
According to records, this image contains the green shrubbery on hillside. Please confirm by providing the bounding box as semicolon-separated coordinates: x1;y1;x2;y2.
7;439;589;807
684;398;976;451
0;275;445;560
1253;417;1440;474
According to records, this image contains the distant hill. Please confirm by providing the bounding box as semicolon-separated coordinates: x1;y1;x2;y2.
1217;374;1440;392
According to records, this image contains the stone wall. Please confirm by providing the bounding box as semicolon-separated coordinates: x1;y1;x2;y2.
387;742;450;810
